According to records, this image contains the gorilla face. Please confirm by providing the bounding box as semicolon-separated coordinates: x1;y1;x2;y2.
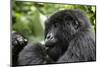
45;11;82;45
44;10;81;61
45;10;91;47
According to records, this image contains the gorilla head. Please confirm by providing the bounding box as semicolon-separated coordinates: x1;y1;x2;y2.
44;10;93;61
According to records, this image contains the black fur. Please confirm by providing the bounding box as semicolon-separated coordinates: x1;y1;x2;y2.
13;9;96;66
18;43;53;65
45;10;96;63
12;31;27;66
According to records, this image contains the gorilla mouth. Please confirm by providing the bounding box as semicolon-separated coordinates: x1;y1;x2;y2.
45;40;56;47
44;37;58;47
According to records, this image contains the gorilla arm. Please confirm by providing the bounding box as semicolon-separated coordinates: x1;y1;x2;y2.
18;42;53;65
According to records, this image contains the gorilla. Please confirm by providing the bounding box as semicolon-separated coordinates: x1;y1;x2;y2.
12;9;96;66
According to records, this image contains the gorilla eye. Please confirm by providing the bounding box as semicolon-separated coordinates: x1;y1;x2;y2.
74;21;78;25
73;20;79;29
54;23;59;28
54;24;57;27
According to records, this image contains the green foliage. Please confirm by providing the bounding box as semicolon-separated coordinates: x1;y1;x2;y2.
12;1;96;42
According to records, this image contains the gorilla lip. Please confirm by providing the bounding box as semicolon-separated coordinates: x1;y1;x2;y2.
44;38;57;47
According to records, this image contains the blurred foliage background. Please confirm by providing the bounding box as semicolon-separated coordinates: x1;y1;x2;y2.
12;1;96;42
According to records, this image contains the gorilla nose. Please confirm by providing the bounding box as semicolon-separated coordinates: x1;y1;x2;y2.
46;33;54;40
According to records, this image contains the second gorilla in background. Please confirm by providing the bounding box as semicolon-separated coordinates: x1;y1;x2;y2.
18;10;96;65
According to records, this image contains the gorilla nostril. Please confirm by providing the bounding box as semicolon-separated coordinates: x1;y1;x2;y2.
47;35;51;39
47;33;53;40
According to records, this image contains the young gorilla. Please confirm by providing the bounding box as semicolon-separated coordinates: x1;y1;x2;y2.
17;10;96;65
12;31;28;66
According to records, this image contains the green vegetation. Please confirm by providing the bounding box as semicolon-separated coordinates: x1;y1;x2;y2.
12;1;96;42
